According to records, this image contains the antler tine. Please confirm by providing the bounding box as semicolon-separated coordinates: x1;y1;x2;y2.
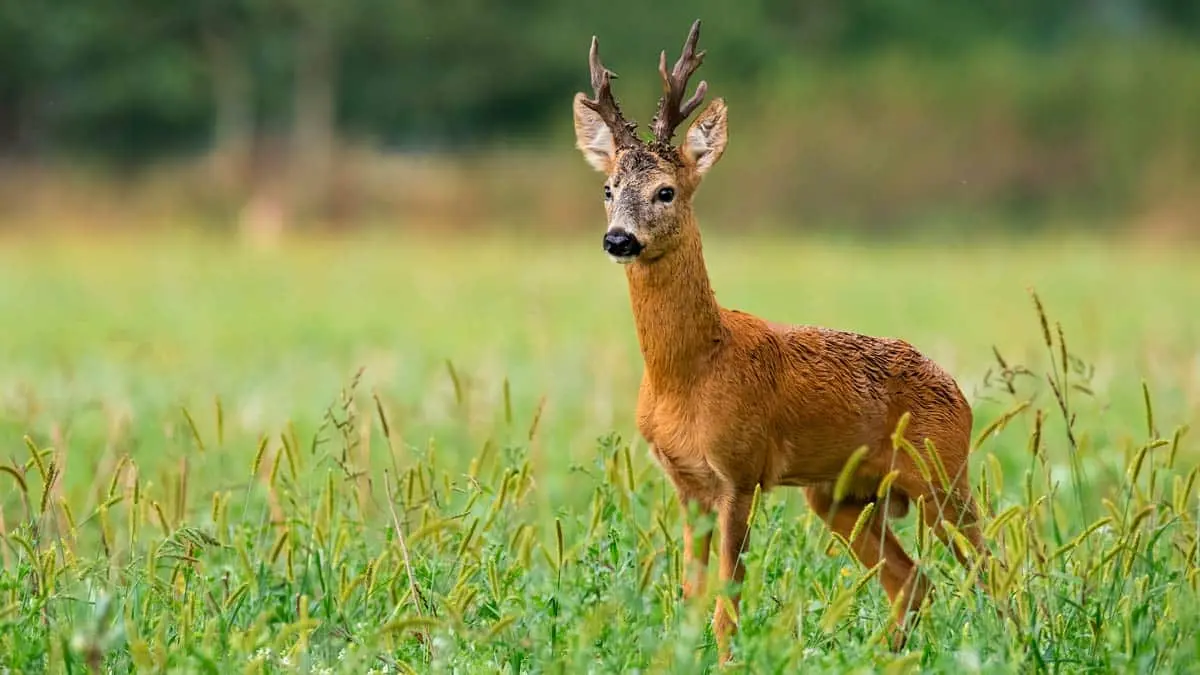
581;35;640;148
652;19;709;145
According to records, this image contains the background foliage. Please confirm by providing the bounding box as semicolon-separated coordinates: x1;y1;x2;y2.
3;0;1200;235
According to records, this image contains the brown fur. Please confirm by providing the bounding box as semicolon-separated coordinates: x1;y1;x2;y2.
573;22;988;661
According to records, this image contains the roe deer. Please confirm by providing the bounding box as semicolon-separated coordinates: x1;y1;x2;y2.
571;19;989;659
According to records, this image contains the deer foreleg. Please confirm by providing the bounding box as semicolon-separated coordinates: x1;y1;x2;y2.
712;491;753;661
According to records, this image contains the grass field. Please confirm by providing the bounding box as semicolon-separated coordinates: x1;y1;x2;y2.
1;232;1199;673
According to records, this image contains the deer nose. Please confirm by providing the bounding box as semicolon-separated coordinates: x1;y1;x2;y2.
603;229;643;258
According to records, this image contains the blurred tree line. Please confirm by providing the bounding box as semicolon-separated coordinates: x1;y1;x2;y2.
2;0;1196;161
1;0;1198;235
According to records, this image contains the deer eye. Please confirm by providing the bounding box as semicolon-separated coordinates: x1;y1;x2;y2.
604;185;613;201
656;187;675;203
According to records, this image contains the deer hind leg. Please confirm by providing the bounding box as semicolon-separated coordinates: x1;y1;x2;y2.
947;474;987;564
805;485;930;650
900;466;988;573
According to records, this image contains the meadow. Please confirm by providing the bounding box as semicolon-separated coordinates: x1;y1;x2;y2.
1;231;1199;673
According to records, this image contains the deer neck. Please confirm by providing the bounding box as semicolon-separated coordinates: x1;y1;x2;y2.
624;215;724;390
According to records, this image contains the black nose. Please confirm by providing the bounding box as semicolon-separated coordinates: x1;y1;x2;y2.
602;229;643;258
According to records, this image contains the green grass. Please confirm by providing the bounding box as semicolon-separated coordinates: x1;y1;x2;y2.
1;232;1199;673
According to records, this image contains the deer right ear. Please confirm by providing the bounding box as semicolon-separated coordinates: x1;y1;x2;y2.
682;98;728;176
573;93;617;173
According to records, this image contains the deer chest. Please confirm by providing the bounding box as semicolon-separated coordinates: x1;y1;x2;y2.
648;442;724;505
638;399;728;501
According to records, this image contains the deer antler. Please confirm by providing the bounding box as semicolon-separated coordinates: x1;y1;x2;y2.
581;35;641;149
651;19;708;146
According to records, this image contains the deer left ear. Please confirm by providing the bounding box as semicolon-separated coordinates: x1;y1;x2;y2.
573;93;617;173
682;98;727;175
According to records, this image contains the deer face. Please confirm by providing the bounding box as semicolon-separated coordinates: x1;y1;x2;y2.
573;98;728;263
571;20;727;264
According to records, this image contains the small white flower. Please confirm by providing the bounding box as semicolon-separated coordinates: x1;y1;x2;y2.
956;649;982;672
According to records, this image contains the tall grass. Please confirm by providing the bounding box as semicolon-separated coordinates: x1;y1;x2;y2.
0;235;1198;672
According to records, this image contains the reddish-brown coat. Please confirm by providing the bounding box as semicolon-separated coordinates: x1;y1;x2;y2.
623;207;985;651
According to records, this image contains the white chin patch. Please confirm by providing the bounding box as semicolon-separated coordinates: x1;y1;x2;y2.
607;254;638;265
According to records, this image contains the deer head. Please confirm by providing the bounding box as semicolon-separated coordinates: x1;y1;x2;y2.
573;20;728;264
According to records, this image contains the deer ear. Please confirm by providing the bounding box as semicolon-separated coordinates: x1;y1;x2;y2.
573;93;617;173
682;98;727;176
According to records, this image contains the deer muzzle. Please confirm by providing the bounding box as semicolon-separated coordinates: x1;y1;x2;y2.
602;228;644;262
